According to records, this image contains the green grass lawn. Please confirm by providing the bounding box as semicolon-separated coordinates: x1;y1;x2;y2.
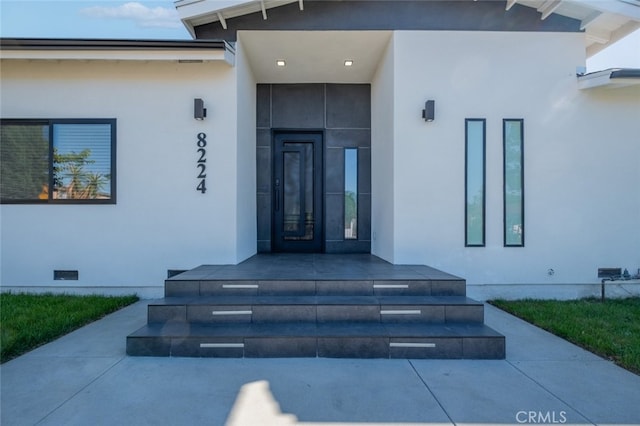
0;292;138;363
489;297;640;375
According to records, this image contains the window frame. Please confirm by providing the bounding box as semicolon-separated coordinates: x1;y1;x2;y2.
503;118;525;247
1;118;117;205
465;118;486;247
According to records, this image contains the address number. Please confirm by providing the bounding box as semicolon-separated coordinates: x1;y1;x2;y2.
196;132;207;193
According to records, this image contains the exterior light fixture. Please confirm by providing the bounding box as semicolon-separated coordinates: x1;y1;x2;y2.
194;98;207;120
422;100;435;122
276;59;286;67
344;60;354;67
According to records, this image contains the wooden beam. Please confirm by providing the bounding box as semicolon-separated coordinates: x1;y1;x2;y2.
538;0;562;20
580;10;602;30
260;0;268;20
217;12;227;29
299;0;304;11
505;0;518;11
586;27;611;45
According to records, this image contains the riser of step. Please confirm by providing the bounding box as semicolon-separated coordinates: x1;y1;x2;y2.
147;304;484;324
165;279;466;297
127;335;504;359
127;337;505;359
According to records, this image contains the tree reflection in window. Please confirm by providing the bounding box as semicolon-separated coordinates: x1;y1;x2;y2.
53;124;112;200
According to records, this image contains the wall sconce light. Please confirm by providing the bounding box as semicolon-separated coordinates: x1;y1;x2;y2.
194;98;207;120
422;100;435;122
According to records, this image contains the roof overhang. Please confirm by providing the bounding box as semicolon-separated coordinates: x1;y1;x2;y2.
578;68;640;89
175;0;301;38
175;0;640;57
0;38;235;65
510;0;640;56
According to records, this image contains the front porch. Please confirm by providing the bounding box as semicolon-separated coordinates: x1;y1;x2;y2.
168;253;461;281
127;254;505;359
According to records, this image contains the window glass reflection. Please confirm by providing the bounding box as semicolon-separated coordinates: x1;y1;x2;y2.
345;148;358;239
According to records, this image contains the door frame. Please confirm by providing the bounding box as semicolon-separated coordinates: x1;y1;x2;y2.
271;130;324;253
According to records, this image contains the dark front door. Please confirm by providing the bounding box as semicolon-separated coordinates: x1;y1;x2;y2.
272;132;323;252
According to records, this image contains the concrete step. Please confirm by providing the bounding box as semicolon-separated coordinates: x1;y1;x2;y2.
146;296;484;324
126;322;505;359
164;279;466;298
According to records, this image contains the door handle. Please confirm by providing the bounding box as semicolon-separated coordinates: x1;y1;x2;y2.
275;178;280;211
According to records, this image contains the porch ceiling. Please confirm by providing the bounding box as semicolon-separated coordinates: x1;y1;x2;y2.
238;30;391;83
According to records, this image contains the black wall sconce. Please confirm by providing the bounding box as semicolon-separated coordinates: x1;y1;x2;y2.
194;98;207;120
422;100;435;122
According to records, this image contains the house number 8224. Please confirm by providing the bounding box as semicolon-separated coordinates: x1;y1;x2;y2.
196;132;207;193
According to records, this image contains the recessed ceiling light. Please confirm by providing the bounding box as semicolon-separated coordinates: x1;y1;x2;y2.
276;59;286;67
344;60;354;67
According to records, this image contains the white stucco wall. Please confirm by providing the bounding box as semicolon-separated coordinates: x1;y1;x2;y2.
2;31;638;300
235;39;258;261
385;31;640;299
0;59;241;297
371;36;395;263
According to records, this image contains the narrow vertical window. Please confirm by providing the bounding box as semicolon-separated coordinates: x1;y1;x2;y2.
504;119;524;246
465;119;486;246
344;148;358;239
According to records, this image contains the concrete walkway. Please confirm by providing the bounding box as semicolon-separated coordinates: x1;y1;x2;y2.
1;301;639;426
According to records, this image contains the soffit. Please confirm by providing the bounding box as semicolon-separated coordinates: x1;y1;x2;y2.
176;0;300;37
508;0;640;55
238;30;391;83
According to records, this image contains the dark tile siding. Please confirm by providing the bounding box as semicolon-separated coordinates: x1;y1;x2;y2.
256;83;371;253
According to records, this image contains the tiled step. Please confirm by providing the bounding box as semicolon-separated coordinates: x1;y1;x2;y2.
164;279;466;298
127;256;504;360
126;322;505;359
146;296;484;324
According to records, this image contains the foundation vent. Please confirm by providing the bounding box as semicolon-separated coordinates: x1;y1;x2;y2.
54;270;79;281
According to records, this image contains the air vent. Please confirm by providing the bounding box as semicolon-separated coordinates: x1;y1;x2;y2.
597;268;621;278
54;270;78;280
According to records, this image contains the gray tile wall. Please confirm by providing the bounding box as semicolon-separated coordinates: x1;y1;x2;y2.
256;83;371;253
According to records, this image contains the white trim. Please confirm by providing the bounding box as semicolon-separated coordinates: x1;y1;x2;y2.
0;49;232;64
578;69;640;89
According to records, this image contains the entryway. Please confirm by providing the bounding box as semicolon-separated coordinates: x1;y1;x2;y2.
256;83;372;254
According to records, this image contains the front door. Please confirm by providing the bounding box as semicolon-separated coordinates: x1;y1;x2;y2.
272;132;323;252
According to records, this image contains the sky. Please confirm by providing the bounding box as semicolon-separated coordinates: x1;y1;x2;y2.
0;0;639;72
